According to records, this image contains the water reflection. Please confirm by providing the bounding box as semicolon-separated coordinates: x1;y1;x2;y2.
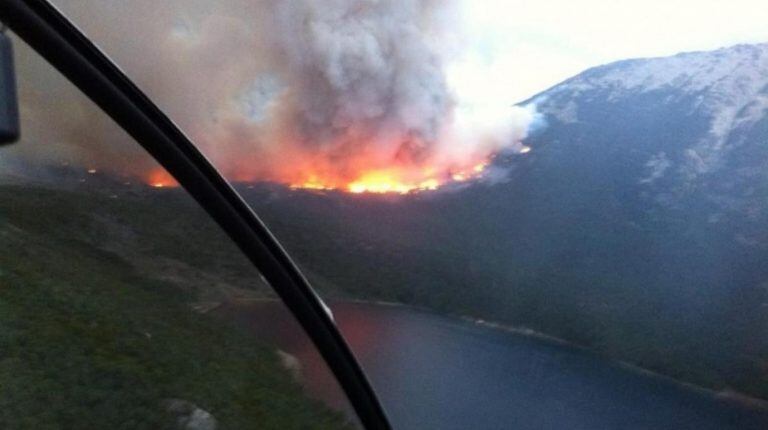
222;301;768;430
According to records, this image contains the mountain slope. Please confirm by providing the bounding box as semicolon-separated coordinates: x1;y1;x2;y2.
532;43;768;233
243;43;768;399
3;43;768;403
0;185;353;429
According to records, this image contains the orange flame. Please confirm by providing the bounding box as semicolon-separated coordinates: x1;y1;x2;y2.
287;160;490;195
146;168;178;188
144;160;489;194
139;140;516;194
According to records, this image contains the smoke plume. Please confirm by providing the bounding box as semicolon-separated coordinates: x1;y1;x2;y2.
8;0;537;192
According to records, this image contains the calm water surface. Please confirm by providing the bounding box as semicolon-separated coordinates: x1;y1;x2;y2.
222;301;768;430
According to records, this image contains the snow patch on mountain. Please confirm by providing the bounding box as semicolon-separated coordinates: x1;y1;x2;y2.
639;152;672;184
539;43;768;181
521;42;768;244
547;44;768;127
551;99;579;124
563;44;768;102
734;91;768;129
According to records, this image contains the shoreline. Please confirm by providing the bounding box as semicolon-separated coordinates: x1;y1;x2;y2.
329;298;768;411
222;296;768;410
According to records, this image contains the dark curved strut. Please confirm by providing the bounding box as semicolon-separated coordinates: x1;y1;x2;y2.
0;1;392;428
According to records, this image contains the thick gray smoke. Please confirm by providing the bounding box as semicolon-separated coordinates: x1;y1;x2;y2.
7;0;537;187
265;1;452;159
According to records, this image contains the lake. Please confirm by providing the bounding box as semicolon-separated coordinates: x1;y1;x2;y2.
221;301;768;430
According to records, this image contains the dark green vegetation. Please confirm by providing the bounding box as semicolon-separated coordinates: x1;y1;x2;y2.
245;179;768;402
3;43;767;425
0;185;353;430
238;45;768;402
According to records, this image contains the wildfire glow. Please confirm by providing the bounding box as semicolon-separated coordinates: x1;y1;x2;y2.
347;172;438;194
286;159;491;195
140;145;514;195
146;168;178;189
138;148;515;195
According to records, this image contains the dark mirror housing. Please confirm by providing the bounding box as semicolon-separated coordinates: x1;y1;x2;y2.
0;28;19;145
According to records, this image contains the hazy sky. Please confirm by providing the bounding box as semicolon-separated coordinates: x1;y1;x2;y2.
48;0;768;108
453;0;768;103
24;0;768;182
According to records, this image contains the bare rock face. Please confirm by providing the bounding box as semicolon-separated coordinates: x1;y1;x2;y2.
163;399;218;430
277;349;303;381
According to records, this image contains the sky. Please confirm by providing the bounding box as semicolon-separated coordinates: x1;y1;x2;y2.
50;0;768;110
12;0;768;187
453;0;768;103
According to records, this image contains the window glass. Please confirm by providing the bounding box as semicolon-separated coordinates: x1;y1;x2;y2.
46;1;768;429
1;35;360;429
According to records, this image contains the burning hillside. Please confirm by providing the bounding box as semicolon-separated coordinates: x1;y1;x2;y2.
146;168;178;188
15;0;538;194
